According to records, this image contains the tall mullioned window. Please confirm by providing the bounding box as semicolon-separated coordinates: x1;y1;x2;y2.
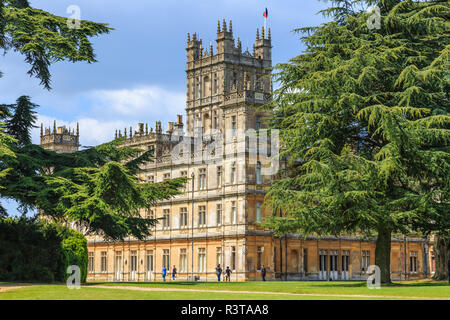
257;246;263;270
256;161;262;185
256;202;262;223
231;162;236;184
216;203;222;226
163;209;170;229
217;166;222;187
216;247;222;266
231;201;237;224
231;116;237;136
198;205;206;226
198;248;206;272
361;250;370;273
180;249;187;272
199;168;206;190
231;246;236;271
100;251;107;273
213;74;218;94
88;252;94;273
180;207;188;228
146;250;154;272
410;251;418;273
131;251;137;272
255;116;261;131
163;249;170;268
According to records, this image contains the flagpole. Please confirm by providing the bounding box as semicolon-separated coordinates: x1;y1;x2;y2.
263;7;268;39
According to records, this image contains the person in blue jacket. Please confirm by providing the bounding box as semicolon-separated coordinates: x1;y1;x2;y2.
162;266;167;282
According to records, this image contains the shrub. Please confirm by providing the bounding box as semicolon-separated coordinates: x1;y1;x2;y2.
0;217;88;283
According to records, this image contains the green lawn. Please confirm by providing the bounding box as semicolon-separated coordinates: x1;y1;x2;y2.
91;279;450;298
0;280;448;300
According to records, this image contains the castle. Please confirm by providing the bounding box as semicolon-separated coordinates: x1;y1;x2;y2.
40;20;434;281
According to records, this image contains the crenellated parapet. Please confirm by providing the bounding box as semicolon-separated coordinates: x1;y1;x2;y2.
40;121;79;153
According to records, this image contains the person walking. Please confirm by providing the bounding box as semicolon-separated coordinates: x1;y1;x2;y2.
216;264;223;282
261;265;267;281
225;266;232;282
172;265;177;281
162;266;167;282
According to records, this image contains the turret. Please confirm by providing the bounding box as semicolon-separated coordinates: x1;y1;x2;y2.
186;32;202;63
216;19;234;55
40;121;80;153
255;26;272;62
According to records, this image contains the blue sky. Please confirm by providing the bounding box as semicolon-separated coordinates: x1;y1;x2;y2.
1;0;329;214
1;0;329;146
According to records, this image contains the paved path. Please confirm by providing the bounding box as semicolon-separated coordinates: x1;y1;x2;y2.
0;283;32;293
89;285;450;300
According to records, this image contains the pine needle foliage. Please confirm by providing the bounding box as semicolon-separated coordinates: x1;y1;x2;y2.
264;0;449;283
0;0;112;89
0;137;187;241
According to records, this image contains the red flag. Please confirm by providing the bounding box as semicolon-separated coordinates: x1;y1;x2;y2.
263;8;268;18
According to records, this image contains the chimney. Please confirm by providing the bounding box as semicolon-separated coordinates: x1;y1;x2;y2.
167;122;174;133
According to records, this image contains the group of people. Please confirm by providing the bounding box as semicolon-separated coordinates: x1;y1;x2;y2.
215;264;267;282
160;264;268;282
214;265;232;281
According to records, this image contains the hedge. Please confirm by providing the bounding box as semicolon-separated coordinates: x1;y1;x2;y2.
0;217;88;283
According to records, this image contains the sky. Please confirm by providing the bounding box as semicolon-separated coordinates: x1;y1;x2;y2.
1;0;330;146
1;0;330;214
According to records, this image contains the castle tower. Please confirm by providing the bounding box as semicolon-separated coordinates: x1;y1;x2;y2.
40;121;80;153
185;20;272;135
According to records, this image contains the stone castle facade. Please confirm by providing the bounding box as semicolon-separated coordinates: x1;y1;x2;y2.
41;20;435;281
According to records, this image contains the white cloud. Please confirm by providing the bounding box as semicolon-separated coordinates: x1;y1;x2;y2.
32;85;187;147
33;115;127;147
88;85;186;120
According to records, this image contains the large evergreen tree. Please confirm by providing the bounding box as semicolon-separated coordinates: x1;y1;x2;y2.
4;95;38;146
264;0;449;283
0;2;188;240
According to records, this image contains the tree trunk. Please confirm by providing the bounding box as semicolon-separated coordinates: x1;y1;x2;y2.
375;226;392;284
433;235;450;281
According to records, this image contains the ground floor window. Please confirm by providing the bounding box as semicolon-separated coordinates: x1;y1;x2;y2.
231;246;236;271
329;250;338;272
361;250;370;273
319;249;327;273
198;248;206;272
146;250;154;272
180;249;187;272
131;251;137;272
409;251;418;273
100;251;107;273
216;247;222;266
303;248;308;273
88;252;94;273
341;250;350;272
257;246;263;270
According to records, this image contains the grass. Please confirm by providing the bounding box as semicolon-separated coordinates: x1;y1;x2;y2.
0;279;448;300
88;279;450;298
